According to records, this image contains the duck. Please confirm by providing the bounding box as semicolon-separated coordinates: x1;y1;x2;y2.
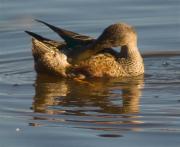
25;20;144;79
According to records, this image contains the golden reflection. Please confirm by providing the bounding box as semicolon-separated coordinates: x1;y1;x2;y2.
32;74;144;115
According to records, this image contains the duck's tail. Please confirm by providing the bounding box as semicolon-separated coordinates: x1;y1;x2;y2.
25;30;55;55
25;31;70;77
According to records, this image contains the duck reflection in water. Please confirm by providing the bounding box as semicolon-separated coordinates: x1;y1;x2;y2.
32;74;144;117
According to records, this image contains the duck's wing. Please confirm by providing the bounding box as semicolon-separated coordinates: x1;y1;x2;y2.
35;19;95;48
25;30;50;41
25;31;67;51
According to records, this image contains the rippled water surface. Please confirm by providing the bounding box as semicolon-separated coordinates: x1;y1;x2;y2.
0;0;180;147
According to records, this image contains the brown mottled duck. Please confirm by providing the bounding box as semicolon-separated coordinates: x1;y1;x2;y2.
25;20;144;78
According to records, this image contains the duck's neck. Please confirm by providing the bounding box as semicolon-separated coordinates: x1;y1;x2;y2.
119;43;142;60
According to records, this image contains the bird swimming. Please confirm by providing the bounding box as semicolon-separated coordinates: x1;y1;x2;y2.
25;20;144;79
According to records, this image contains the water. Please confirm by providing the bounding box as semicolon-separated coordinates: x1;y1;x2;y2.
0;0;180;146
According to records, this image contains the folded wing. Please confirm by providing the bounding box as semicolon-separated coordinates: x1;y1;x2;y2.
35;19;95;48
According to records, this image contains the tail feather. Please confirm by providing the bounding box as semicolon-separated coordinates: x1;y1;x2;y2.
25;30;50;42
35;19;77;42
35;19;94;47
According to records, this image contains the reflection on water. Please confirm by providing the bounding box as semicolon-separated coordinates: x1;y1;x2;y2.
32;74;144;133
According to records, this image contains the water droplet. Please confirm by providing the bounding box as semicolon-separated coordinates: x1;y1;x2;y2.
16;128;20;132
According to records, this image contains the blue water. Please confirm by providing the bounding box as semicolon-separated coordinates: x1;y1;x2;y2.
0;0;180;147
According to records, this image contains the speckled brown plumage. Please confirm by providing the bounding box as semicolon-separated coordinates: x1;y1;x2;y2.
25;20;144;78
32;39;70;77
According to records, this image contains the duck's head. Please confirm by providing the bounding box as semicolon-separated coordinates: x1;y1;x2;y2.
96;23;137;49
74;23;138;63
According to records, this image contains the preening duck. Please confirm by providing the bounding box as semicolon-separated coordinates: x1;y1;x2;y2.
25;20;144;78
